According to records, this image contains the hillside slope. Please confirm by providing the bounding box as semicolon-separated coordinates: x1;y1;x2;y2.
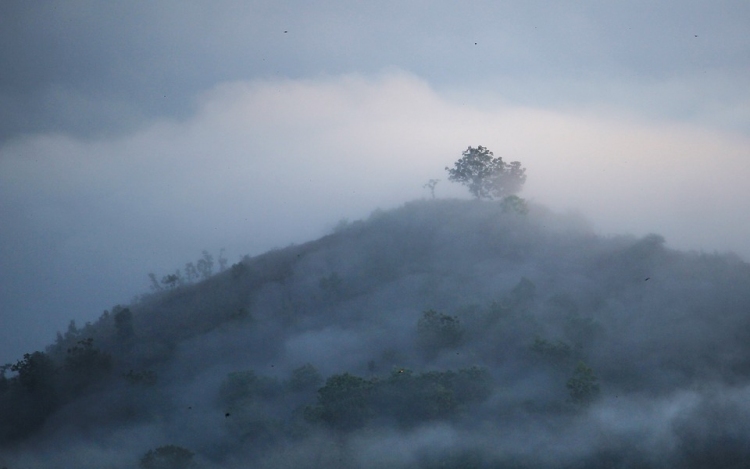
2;199;750;468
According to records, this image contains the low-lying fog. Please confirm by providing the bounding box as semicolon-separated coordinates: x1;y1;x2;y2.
2;199;750;468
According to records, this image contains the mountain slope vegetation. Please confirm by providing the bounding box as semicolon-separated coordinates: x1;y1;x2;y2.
2;199;750;468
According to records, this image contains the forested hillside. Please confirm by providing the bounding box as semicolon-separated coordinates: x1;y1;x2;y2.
2;199;750;468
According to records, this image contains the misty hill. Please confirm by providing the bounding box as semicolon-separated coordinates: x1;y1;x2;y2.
2;199;750;468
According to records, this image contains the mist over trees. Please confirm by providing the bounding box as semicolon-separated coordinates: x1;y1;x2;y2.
148;250;229;292
2;174;750;467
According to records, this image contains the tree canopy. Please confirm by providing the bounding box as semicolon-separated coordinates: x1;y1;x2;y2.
446;146;526;199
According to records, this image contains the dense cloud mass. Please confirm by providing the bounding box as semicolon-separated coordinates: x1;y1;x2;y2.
2;199;750;468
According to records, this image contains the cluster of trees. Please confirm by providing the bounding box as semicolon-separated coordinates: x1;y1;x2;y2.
0;304;163;445
0;338;112;441
148;249;229;291
305;366;492;431
531;337;574;364
0;213;606;460
529;336;602;405
417;309;464;355
216;364;324;443
212;302;601;445
216;362;493;441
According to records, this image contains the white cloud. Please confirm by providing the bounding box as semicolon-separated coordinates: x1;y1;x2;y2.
1;70;749;361
4;70;750;258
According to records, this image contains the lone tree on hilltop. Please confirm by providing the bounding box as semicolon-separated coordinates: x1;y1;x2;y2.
446;146;526;200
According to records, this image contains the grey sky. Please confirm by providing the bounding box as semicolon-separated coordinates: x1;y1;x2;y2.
1;1;749;363
3;1;749;140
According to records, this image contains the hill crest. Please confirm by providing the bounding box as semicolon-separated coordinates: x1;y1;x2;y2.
3;198;750;468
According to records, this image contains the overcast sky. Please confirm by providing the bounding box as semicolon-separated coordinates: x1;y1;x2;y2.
1;0;749;364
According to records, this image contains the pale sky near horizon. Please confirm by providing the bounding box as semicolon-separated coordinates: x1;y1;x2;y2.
1;1;749;363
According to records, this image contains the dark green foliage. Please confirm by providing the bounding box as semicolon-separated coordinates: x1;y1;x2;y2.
567;361;600;405
0;340;111;442
139;445;194;469
64;338;112;392
10;351;57;394
531;337;573;364
304;367;493;430
230;262;248;279
445;145;526;199
65;337;112;375
287;363;323;393
374;368;456;424
385;367;492;424
161;271;182;290
500;195;529;214
0;351;59;440
417;310;464;353
0;365;9;394
113;306;135;342
472;297;536;347
307;373;373;431
61;319;81;344
375;367;492;426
